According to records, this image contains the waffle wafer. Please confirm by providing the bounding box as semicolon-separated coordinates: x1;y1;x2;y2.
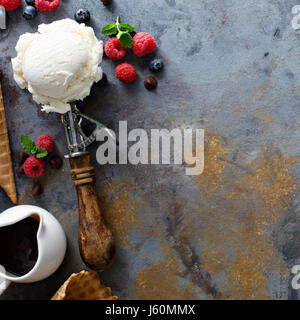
0;82;17;204
51;271;118;300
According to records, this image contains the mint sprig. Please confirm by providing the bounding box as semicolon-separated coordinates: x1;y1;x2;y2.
102;23;118;36
118;23;135;33
35;147;48;159
21;134;48;159
102;16;135;48
117;31;133;48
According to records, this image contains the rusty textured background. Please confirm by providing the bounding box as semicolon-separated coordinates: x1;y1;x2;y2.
0;0;300;300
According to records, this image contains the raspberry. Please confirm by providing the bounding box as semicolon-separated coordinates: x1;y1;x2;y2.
35;0;60;13
104;38;127;61
36;134;54;153
115;63;136;83
132;32;156;57
24;156;45;178
0;0;22;11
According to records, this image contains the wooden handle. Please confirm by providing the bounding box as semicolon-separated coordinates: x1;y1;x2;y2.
69;154;115;271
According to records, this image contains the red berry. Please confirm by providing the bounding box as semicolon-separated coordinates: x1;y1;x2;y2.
0;0;22;11
36;134;54;153
24;156;45;178
35;0;60;13
104;38;127;61
115;63;136;83
132;32;156;57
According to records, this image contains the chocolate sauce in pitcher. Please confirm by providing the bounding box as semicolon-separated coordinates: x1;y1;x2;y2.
0;217;39;276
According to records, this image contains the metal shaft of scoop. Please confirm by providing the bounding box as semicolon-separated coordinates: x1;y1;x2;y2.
67;109;79;153
0;6;6;30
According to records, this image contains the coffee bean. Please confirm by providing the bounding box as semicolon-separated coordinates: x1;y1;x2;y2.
144;76;157;91
32;183;43;196
17;164;24;177
49;155;63;170
101;0;112;5
18;151;29;164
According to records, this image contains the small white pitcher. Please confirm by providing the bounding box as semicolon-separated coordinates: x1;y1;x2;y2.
0;205;67;295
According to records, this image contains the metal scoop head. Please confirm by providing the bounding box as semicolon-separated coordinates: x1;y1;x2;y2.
62;105;116;158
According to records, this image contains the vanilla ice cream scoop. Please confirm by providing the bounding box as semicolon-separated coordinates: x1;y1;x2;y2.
12;19;103;113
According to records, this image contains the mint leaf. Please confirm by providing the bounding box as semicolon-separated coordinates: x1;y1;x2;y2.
21;134;48;158
30;145;38;155
117;31;133;48
36;147;48;159
102;23;117;35
118;23;135;33
21;135;36;155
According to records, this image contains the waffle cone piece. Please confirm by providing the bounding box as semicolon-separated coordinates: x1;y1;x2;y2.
51;271;118;300
0;83;17;204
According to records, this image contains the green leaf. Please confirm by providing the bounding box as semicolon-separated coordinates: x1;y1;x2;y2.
21;135;36;155
118;23;135;33
117;31;133;48
30;145;38;155
36;147;48;159
102;23;118;35
21;134;48;158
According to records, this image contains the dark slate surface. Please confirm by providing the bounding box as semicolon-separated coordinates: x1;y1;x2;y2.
0;0;300;300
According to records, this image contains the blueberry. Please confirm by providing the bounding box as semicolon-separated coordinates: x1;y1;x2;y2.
149;58;164;72
74;8;90;24
23;6;37;20
82;123;97;137
95;73;108;87
25;0;36;7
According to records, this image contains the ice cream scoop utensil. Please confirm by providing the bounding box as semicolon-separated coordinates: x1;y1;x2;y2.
62;105;116;271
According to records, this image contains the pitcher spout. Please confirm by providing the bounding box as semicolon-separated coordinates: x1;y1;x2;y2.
0;206;42;229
